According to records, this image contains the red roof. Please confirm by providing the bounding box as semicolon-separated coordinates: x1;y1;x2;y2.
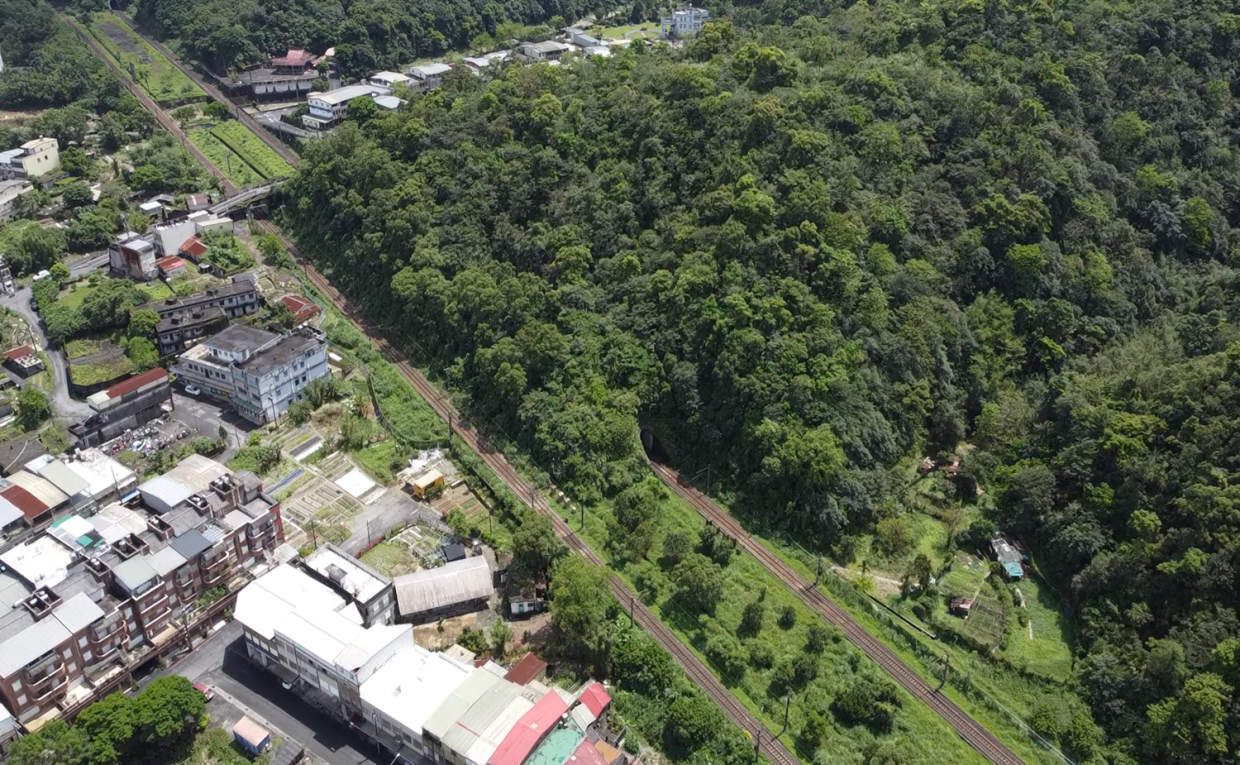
271;48;316;68
104;367;168;400
156;256;186;271
503;653;548;686
180;237;207;257
577;682;611;718
4;345;33;361
281;294;320;322
488;693;569;765
1;484;47;520
567;739;609;765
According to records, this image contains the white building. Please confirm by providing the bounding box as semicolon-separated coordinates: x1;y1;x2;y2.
171;324;329;424
108;231;158;281
359;645;474;758
517;41;573;62
0;137;60;180
0;180;33;223
407;63;452;92
304;85;386;130
661;6;710;36
369;71;411;89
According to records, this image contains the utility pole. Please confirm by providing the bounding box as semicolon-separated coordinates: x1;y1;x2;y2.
937;654;950;692
706;463;711;495
814;554;821;586
779;694;790;736
629;594;634;627
753;729;760;760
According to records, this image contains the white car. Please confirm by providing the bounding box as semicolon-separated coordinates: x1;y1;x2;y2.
184;384;202;396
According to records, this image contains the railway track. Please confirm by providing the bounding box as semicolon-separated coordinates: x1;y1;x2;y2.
67;12;1021;762
58;11;238;196
649;463;1029;765
112;10;303;170
259;230;801;765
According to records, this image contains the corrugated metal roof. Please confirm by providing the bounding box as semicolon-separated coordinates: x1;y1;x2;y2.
0;614;70;676
53;592;105;633
488;692;570;765
232;716;270;748
394;557;493;617
1;484;47;519
138;474;191;511
360;644;472;736
0;572;32;617
8;471;70;509
148;547;187;577
463;694;538;765
26;458;90;498
504;653;547;686
577;682;610;717
423;668;508;740
112;556;158;593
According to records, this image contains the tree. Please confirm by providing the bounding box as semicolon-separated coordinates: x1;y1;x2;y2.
18;387;50;431
288;400;313;425
738;600;764;636
664;693;727;757
347;96;379;123
490;619;512;659
904;553;933;592
671;552;723;615
513;511;561;581
549;555;611;659
6;720;90;765
610;628;674;695
125;337;159;371
1145;673;1233;764
256;232;294;269
777;604;797;629
132;676;205;750
204;101;230;121
61;182;93;209
875;517;912;557
129;164;167;194
128;309;160;339
75;692;136;765
661;531;691;566
832;676;902;733
50;261;70;282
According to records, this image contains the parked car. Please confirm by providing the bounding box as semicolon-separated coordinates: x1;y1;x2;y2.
193;682;215;702
184;384;201;396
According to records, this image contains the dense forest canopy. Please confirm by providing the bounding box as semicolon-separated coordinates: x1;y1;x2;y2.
283;0;1240;762
127;0;623;78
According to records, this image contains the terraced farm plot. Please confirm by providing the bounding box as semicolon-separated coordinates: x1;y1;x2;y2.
210;121;294;180
188;128;263;187
85;13;204;104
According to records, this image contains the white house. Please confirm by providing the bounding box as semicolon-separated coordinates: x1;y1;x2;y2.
368;71;411;89
0;180;33;223
517;41;573;62
304;85;385;130
407;62;452;92
0;137;59;180
661;6;710;36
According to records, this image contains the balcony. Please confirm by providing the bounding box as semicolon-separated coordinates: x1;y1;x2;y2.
25;661;67;700
200;557;227;586
89;618;124;648
137;589;170;616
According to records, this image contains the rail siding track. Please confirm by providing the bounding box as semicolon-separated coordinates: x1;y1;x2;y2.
649;464;1029;765
68;12;1020;763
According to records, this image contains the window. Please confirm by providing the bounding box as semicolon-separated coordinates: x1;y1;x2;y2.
67;662;76;673
78;637;87;647
16;695;25;706
13;680;22;692
62;649;72;659
83;651;92;662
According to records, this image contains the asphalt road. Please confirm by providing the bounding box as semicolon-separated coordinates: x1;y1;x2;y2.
152;621;388;765
0;284;92;421
171;390;255;464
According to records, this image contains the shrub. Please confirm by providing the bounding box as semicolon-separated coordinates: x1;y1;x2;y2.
748;643;774;669
777;604;797;629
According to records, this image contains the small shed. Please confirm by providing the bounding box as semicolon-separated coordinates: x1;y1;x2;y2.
442;542;466;562
410;468;444;499
948;597;975;617
156;256;187;279
232;716;271;755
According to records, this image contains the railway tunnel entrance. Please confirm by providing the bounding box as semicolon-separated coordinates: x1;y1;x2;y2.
639;425;670;464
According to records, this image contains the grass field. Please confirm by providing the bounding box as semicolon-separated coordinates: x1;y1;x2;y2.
353;438;412;485
599;23;659;39
69;355;135;386
85;13;204;104
188;129;264;187
359;541;419;577
139;281;175;301
210;121;294;180
58;281;99;309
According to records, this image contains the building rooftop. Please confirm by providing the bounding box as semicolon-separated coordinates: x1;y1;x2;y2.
280;294;320;323
47;514;105;554
138;454;230;512
0;573;32;618
271;48;317;68
138;280;255;315
238;330;324;378
169;529;213;559
206;323;279;354
6;472;68;514
147;546;187;577
576;681;610;718
359;644;473;737
303;544;390;604
489;692;571;765
370;71;410;84
156;307;225;335
568;738;609;765
25;455;90;499
0;592;105;678
423;668;509;741
234;563;348;640
523;41;573;54
431;672;539;764
181;236;207;257
0;535;75;589
410;63;452;77
504;653;548;686
394;556;493;616
311;84;383;105
4;345;32;361
112;555;158;593
0;498;21;528
524;723;585;765
87;367;169;410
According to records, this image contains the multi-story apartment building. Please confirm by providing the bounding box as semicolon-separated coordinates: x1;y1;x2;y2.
153;308;229;357
108;231;158;281
304;85;385;130
172;325;329;424
70;368;173;448
0;454;283;725
138;276;260;321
